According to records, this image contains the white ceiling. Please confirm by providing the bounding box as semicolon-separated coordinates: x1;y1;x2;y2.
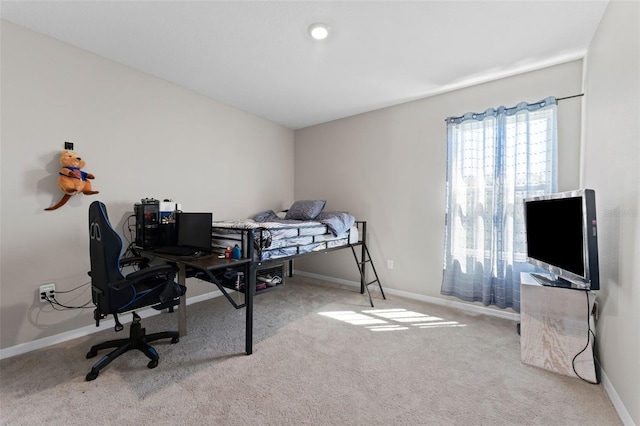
1;1;609;129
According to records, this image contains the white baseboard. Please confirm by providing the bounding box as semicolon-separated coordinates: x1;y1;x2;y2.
4;272;521;359
599;365;635;426
0;290;223;360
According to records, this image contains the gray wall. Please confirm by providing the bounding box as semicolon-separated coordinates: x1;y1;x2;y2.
0;21;295;350
582;1;639;424
294;61;584;303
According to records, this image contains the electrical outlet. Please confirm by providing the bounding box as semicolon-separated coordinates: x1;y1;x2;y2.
387;260;394;269
39;283;55;302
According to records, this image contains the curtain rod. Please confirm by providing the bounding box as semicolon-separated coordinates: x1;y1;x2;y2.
556;93;584;101
445;94;584;122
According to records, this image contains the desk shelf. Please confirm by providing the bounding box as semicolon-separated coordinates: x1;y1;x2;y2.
201;263;284;296
254;263;285;294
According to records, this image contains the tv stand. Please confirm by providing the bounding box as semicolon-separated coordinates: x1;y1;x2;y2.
520;273;598;383
530;272;573;288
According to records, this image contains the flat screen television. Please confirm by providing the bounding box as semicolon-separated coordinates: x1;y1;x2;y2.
523;189;600;290
175;212;213;254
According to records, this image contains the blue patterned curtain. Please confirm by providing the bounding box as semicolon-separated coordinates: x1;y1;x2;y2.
441;97;558;312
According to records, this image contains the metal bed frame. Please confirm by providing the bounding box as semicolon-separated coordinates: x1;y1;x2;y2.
210;221;385;307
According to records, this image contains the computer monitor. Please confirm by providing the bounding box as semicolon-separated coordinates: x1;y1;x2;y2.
524;189;599;290
175;212;213;253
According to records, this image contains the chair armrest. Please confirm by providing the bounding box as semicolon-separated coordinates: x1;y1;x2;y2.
119;256;150;269
111;264;178;290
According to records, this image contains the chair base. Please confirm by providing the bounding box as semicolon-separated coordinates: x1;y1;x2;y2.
85;312;179;381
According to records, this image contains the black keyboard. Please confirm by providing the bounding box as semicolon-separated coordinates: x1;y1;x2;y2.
153;246;196;256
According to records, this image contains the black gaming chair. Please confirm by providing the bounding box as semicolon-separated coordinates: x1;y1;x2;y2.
85;201;186;381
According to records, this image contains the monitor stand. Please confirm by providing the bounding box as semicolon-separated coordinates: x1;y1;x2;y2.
530;273;573;288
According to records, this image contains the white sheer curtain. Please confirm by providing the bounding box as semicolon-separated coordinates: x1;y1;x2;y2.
441;97;558;312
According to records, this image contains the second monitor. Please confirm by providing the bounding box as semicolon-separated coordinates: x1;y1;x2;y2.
175;212;213;254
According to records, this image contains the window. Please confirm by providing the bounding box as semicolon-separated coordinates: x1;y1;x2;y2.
441;97;557;310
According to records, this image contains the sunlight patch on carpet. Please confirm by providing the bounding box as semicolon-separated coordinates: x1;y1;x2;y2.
319;308;466;331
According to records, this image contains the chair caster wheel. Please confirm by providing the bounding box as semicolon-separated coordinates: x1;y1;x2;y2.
147;359;158;369
171;337;179;344
86;350;97;359
86;371;99;381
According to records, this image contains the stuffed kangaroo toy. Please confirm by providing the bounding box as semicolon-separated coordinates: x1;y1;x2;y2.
45;150;99;211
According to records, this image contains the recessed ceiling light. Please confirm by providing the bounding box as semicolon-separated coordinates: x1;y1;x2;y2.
308;23;329;40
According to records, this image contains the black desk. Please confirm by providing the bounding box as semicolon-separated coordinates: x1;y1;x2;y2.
152;253;256;355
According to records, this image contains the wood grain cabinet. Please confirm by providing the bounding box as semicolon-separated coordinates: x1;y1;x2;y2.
520;273;598;383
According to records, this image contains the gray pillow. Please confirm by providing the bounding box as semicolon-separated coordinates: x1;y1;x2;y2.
284;200;326;220
252;210;278;222
314;211;355;236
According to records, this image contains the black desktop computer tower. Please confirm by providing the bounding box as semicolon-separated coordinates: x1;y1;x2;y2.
134;199;160;250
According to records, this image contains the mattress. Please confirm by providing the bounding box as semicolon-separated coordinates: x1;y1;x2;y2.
211;220;359;262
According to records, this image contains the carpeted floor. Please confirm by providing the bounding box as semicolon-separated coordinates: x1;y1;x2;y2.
0;276;621;425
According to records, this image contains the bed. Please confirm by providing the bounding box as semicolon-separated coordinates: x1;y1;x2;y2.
211;213;359;262
207;200;384;306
